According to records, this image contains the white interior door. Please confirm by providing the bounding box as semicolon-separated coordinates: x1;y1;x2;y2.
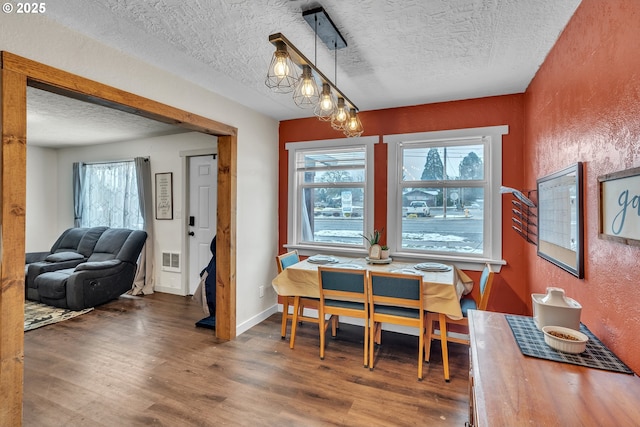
188;154;217;295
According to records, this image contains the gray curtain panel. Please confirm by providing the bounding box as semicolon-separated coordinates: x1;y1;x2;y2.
131;157;155;295
72;162;85;227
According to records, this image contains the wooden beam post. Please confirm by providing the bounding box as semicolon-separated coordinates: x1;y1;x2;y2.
0;66;27;426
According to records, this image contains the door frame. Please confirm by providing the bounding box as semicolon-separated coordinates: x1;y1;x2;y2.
1;51;237;425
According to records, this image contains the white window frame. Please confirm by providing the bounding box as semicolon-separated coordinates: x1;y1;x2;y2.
285;136;378;257
384;126;507;271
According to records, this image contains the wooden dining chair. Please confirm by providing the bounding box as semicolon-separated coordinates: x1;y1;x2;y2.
425;263;495;381
368;271;426;380
276;250;319;346
317;266;369;367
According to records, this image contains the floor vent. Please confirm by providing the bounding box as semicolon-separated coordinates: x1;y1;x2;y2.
161;252;180;272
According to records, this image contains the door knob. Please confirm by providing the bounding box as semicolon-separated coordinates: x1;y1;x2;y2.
188;231;195;236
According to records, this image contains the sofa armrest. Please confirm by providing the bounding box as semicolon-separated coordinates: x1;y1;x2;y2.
26;251;50;264
75;259;122;271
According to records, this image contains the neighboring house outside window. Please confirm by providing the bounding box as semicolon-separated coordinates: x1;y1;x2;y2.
80;160;144;230
285;136;377;255
385;126;507;270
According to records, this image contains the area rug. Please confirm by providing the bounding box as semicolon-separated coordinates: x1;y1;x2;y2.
24;300;93;331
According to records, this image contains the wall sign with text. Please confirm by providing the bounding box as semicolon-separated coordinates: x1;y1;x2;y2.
598;166;640;247
155;172;173;220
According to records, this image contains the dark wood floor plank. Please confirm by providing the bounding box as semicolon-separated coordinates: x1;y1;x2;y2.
24;293;469;426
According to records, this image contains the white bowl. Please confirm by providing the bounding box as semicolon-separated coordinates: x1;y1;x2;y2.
542;325;588;354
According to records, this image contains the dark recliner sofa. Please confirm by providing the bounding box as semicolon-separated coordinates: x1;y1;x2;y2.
28;228;147;310
25;226;108;301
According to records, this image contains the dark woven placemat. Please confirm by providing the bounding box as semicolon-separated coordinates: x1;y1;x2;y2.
506;315;634;375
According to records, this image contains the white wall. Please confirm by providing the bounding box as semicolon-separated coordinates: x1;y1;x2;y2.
4;14;280;334
26;146;59;251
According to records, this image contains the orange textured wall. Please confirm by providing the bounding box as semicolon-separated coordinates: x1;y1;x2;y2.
279;95;530;315
524;0;640;373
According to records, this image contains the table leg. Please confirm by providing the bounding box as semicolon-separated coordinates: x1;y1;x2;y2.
290;296;301;349
439;313;450;382
281;297;290;339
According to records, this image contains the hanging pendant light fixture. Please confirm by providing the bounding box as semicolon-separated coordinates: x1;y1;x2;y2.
331;97;348;130
315;83;337;120
293;65;320;108
265;7;364;137
344;108;364;137
265;41;298;93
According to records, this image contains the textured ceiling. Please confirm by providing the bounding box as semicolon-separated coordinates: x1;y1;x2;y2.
27;87;189;147
29;0;582;145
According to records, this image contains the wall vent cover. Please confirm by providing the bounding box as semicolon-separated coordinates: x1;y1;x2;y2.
161;252;180;272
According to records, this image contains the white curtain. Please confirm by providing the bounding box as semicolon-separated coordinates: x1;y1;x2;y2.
80;161;143;229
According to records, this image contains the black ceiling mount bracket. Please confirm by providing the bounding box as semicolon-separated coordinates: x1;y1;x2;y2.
302;7;347;50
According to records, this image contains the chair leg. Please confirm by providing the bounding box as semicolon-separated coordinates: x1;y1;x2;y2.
369;320;375;370
319;310;326;360
281;297;290;339
330;315;338;337
289;296;301;350
418;322;424;381
439;313;450;382
363;318;369;368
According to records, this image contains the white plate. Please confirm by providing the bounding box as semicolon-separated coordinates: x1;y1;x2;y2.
333;263;364;270
366;257;392;264
307;255;339;264
390;268;422;275
414;262;451;272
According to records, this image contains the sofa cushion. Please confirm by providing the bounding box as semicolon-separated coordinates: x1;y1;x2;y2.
35;269;74;300
51;228;88;253
45;251;85;263
88;228;135;262
76;226;108;257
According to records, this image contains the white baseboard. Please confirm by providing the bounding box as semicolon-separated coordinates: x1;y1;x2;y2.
237;304;278;336
154;285;185;296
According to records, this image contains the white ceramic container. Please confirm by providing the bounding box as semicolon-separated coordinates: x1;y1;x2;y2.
531;287;582;330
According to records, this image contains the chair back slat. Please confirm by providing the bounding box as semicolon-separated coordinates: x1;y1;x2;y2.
478;263;495;311
370;274;421;301
276;250;299;273
319;269;366;294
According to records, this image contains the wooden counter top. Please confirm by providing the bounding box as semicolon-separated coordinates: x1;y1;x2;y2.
468;310;640;426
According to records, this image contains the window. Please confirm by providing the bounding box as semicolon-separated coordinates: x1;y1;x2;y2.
385;126;507;267
286;137;377;254
80;161;144;230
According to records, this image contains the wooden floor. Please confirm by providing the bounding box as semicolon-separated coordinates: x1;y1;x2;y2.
23;293;470;426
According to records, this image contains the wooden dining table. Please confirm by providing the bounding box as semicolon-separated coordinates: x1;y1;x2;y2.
271;255;473;348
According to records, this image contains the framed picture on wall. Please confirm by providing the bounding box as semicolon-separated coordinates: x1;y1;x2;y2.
536;162;584;278
598;166;640;247
155;172;173;220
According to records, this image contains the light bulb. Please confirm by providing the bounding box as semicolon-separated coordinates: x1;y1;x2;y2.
301;78;315;97
320;93;333;110
273;56;289;78
336;108;347;122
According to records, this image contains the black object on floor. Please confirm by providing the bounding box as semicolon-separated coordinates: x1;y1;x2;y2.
196;316;216;329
